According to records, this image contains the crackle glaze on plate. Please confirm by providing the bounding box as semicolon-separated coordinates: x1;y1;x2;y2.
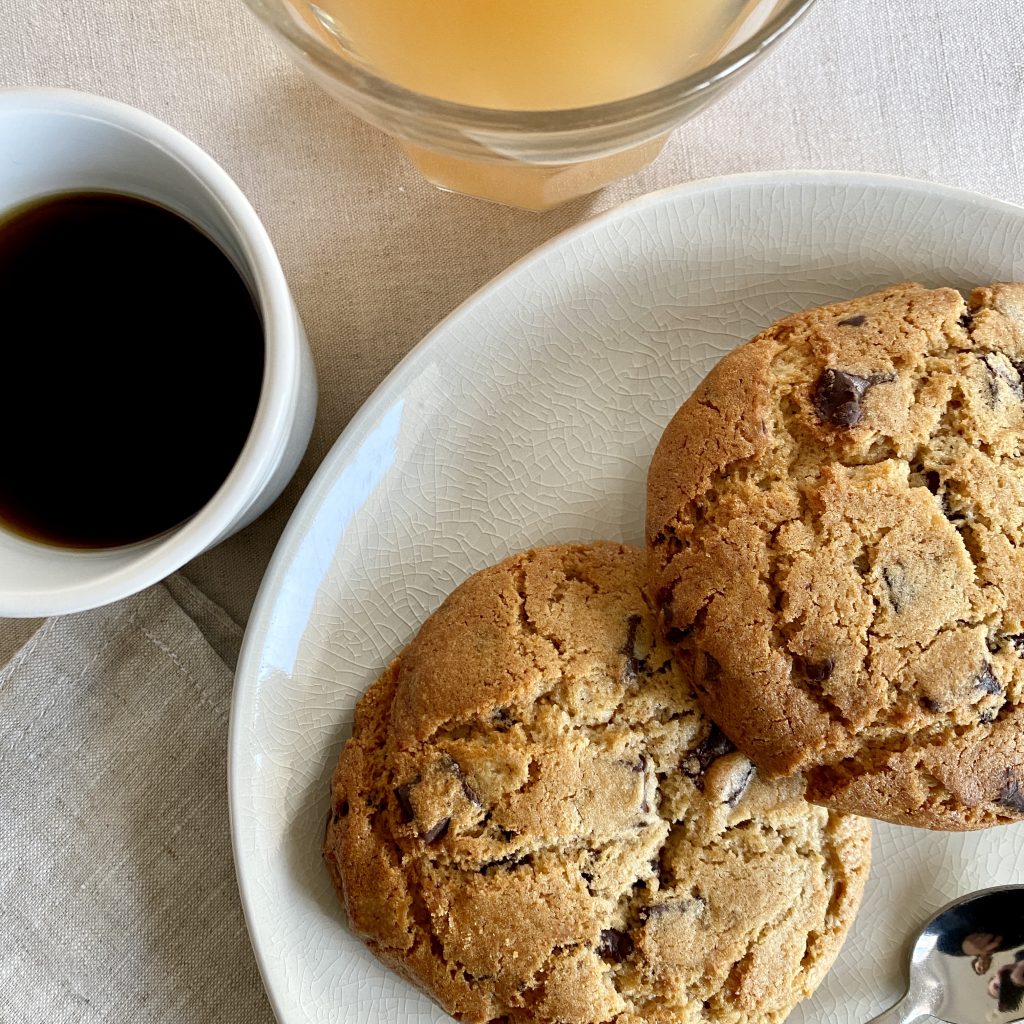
230;171;1024;1024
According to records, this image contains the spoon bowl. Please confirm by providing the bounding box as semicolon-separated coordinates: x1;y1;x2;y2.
870;885;1024;1023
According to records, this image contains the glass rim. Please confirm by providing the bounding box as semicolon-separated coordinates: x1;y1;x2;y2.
242;0;817;132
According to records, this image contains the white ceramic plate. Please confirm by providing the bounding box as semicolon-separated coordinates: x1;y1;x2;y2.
230;171;1024;1024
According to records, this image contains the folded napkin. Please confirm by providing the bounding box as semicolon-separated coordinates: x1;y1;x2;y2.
0;576;274;1023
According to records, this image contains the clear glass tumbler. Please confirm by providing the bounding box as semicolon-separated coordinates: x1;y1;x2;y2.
242;0;815;211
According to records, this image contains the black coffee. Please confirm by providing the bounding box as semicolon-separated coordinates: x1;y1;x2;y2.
0;191;264;548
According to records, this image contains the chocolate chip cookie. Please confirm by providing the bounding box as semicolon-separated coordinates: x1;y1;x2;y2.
647;282;1024;830
324;542;870;1024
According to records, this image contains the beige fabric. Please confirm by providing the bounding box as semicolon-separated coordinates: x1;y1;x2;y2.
3;0;1021;626
0;618;42;669
0;575;271;1022
0;0;1022;1020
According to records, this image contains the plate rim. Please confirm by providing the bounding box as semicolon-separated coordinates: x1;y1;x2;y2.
227;168;1024;1023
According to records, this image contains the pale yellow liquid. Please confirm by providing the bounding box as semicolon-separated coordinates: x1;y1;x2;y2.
303;0;757;110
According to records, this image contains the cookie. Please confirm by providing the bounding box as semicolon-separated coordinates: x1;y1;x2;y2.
324;542;870;1024
647;282;1024;830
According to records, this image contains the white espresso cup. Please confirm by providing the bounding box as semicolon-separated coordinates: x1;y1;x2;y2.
0;88;317;617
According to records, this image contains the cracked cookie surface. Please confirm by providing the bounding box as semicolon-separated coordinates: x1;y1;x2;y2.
324;542;870;1024
647;282;1024;830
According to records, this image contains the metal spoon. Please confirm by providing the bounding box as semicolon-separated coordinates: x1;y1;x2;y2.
869;885;1024;1023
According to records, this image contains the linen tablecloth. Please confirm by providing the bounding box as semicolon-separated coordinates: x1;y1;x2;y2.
0;576;267;1022
1;0;1022;1019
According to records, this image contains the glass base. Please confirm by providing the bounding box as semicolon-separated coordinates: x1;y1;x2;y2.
400;135;668;211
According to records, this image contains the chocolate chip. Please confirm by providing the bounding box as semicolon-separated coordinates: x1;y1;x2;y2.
981;353;1024;402
802;657;835;682
623;614;642;657
722;762;756;807
421;817;450;844
581;870;594;883
394;782;416;822
1007;634;1024;653
980;708;998;724
997;772;1024;814
959;312;974;331
597;928;634;963
462;779;482;805
838;314;867;327
622;614;646;681
813;368;895;428
683;724;736;788
695;724;735;766
925;470;941;494
983;358;1001;403
976;663;1002;695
